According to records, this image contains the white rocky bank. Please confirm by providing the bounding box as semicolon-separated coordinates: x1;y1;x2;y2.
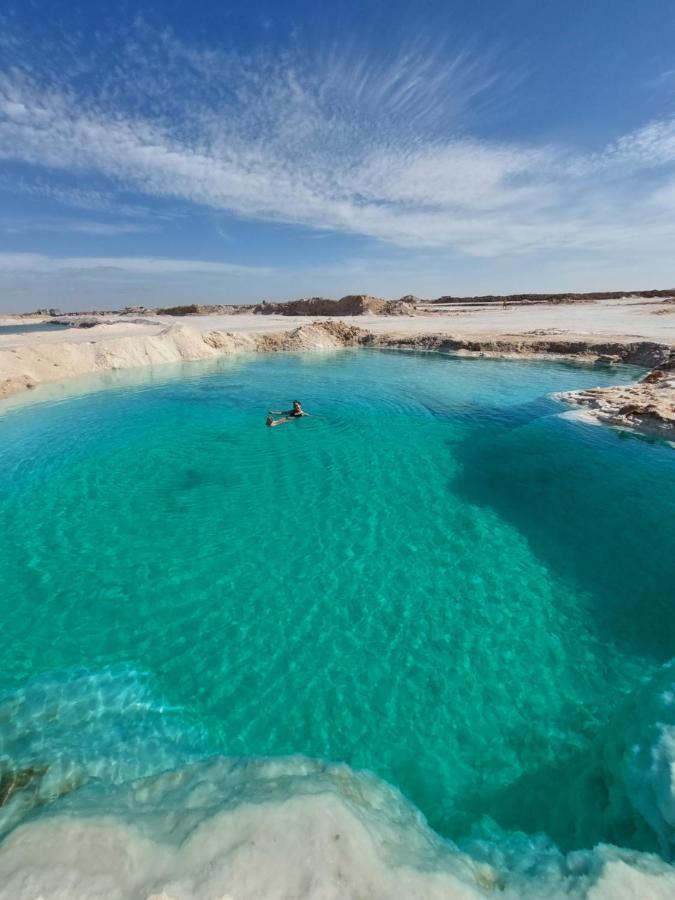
1;319;674;437
0;321;363;400
558;363;675;436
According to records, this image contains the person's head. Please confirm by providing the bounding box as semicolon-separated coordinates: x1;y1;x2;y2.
293;400;302;411
266;414;274;427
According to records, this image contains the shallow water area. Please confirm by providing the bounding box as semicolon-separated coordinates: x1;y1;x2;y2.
0;322;71;335
1;350;675;897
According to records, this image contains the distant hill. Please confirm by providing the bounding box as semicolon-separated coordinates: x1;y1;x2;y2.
155;296;415;316
258;295;414;316
430;289;675;305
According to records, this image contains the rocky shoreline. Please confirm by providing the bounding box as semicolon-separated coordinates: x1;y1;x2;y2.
1;319;674;438
557;359;675;436
369;331;675;437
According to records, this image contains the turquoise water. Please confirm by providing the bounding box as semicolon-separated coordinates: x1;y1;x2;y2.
1;350;674;857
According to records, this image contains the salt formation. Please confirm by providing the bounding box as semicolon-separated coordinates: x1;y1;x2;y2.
3;664;675;898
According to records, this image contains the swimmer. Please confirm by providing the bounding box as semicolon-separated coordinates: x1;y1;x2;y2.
268;400;310;419
266;414;292;427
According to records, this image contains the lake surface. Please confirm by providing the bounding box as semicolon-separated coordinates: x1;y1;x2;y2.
1;350;674;897
0;322;71;335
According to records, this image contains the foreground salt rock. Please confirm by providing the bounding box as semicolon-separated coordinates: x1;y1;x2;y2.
2;736;675;900
4;630;675;897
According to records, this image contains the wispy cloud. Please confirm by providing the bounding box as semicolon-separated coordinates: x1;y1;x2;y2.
0;253;269;275
0;174;177;220
1;24;675;261
604;116;675;167
646;68;675;91
0;217;157;236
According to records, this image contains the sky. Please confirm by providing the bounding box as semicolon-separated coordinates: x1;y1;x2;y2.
1;0;675;311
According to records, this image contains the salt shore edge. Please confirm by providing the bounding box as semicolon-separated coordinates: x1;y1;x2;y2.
1;319;674;437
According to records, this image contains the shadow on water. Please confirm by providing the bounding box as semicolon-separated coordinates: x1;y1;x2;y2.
440;402;675;853
436;395;560;429
450;407;675;664
456;745;658;856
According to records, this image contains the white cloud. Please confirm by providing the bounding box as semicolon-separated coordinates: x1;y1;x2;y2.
605;116;675;167
0;218;157;235
0;253;269;275
647;68;675;90
0;176;162;218
0;26;675;262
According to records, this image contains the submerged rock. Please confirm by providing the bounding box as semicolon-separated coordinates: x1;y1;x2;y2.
0;765;47;808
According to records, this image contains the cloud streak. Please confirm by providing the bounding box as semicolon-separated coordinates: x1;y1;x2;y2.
1;25;675;260
0;175;165;218
0;217;158;236
0;253;269;275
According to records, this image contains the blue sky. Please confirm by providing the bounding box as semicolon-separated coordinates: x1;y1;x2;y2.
1;0;675;311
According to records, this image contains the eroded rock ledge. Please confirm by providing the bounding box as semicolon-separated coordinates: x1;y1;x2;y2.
558;353;675;437
1;320;674;437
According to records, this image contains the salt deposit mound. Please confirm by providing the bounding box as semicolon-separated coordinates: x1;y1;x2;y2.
0;322;369;400
259;295;415;316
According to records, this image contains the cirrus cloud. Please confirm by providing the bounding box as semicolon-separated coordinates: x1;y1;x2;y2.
1;24;675;262
0;252;269;275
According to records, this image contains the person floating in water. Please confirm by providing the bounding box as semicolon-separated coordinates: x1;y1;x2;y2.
266;400;310;427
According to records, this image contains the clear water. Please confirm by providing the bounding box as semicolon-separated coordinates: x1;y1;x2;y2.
1;350;674;855
0;323;70;335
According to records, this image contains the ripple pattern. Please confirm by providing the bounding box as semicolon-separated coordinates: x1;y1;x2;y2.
1;350;673;849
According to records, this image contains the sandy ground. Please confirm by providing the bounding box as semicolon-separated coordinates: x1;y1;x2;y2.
1;298;674;435
2;297;675;349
